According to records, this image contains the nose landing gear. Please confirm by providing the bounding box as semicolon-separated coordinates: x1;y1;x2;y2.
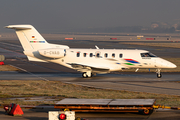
156;69;162;78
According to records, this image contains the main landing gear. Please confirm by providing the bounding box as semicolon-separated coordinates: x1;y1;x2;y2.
156;68;162;78
82;71;92;78
82;71;96;78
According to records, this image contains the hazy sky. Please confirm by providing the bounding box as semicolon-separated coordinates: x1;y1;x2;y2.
1;0;180;33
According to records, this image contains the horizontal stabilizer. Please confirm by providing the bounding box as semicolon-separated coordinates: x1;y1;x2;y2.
5;25;31;30
27;56;47;62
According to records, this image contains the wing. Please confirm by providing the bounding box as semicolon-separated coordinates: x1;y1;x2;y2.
67;63;110;74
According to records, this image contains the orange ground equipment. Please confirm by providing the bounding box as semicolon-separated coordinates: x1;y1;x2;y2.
4;103;24;116
0;61;4;65
54;99;156;115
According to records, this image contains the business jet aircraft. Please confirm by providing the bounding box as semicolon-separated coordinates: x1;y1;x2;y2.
6;25;177;78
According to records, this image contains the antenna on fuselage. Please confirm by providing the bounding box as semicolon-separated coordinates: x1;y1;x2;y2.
95;45;99;49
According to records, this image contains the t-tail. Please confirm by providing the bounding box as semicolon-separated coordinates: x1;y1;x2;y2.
6;25;69;62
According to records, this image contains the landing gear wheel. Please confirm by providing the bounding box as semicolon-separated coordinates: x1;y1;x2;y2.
139;109;153;115
82;72;88;78
143;109;153;115
143;109;150;114
156;68;162;78
157;73;162;78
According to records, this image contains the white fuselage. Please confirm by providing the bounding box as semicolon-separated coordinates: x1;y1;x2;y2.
37;48;176;72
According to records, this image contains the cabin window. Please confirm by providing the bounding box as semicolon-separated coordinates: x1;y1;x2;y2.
83;53;86;57
112;53;115;58
96;53;100;58
90;53;93;57
77;52;80;57
119;54;123;58
104;53;108;58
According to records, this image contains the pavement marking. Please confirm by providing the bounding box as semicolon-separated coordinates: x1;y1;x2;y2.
9;65;49;81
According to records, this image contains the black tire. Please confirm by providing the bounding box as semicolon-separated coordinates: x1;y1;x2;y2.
82;72;88;78
139;109;153;115
157;73;162;78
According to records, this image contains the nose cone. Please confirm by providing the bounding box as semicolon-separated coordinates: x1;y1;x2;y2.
168;62;177;68
155;58;177;68
161;59;177;68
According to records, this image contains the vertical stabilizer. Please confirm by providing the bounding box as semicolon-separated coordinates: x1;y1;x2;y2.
5;25;49;50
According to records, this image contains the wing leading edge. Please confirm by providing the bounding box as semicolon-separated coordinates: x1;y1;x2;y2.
68;63;110;74
67;62;128;74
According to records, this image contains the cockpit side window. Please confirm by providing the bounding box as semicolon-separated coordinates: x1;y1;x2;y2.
141;52;157;57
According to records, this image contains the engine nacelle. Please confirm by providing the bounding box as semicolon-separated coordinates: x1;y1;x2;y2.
38;48;66;58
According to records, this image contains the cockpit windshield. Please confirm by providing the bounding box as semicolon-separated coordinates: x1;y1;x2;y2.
141;52;157;57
